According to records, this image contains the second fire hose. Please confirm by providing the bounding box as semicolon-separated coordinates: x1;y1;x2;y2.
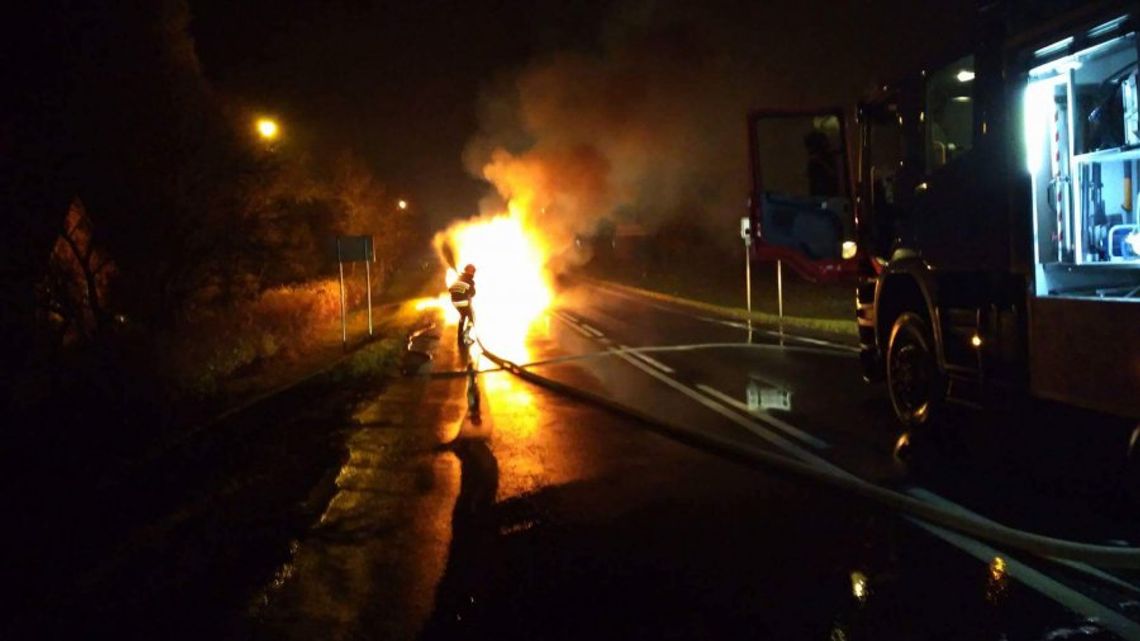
474;338;1140;571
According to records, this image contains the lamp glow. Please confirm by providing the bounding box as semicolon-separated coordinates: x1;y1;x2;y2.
256;118;279;141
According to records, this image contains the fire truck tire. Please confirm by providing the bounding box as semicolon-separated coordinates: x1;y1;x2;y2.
886;312;946;428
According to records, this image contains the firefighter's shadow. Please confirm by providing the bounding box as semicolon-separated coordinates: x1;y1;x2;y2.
421;435;500;639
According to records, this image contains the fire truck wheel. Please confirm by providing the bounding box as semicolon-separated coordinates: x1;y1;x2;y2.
886;312;946;428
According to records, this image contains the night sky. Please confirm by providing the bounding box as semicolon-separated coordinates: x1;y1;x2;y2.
187;0;974;227
188;0;612;225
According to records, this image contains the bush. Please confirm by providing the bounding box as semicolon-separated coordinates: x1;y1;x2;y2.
168;279;343;398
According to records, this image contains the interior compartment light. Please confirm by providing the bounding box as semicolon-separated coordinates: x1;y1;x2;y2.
952;96;971;103
971;334;983;348
1029;58;1082;79
1024;76;1065;175
1035;36;1074;59
956;70;975;82
1087;15;1128;39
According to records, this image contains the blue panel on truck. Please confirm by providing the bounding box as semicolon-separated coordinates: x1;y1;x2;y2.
1029;297;1140;419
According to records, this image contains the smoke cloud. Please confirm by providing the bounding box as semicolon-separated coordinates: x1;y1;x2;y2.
463;0;974;261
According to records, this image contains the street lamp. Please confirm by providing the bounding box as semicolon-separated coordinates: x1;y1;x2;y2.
256;118;279;141
397;199;408;210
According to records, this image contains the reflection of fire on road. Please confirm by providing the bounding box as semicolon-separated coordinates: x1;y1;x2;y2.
427;205;555;362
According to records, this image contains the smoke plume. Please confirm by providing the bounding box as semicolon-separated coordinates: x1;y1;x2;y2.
463;0;974;262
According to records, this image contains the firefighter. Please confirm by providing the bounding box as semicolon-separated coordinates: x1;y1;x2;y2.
804;130;840;197
450;264;476;345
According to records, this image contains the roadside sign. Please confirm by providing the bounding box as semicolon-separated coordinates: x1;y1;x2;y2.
336;235;374;262
334;235;376;346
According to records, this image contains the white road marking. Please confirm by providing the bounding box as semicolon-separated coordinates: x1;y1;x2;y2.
597;288;858;352
767;332;840;348
699;316;752;330
562;327;854;478
694;384;829;450
556;310;581;324
908;518;1140;641
579;323;605;338
557;316;595;339
550;309;1140;633
908;487;1140;597
619;345;675;374
632;342;855;359
760;330;860;353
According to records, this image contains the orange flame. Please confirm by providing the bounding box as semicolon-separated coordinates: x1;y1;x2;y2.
434;203;554;361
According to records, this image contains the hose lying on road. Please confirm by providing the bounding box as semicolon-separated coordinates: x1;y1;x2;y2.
431;341;851;377
475;340;1140;570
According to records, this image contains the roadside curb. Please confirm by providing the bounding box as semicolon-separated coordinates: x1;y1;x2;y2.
577;276;858;338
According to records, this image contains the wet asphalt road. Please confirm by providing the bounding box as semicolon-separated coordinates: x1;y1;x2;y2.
237;281;1139;640
17;282;1137;639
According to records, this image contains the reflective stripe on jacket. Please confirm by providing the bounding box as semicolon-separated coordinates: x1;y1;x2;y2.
449;278;474;308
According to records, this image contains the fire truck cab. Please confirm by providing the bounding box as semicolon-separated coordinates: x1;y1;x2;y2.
749;2;1140;444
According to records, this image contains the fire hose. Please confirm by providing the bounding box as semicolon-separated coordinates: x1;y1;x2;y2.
473;339;1140;570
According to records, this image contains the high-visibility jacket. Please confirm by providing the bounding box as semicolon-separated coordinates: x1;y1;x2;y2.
449;275;475;308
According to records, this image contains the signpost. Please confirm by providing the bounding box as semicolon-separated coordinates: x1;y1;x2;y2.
335;235;375;348
777;259;784;342
741;215;783;343
740;217;752;327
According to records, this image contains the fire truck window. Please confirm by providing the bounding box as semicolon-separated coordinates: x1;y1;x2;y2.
753;114;846;198
751;113;850;260
866;104;906;259
868;106;904;204
925;55;975;172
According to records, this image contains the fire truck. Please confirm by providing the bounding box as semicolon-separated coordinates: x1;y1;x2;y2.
748;2;1140;449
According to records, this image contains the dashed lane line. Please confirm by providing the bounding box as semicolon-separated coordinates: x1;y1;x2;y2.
558;316;596;339
555;310;581;324
584;284;856;347
619;344;675;374
576;331;854;479
579;323;606;338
